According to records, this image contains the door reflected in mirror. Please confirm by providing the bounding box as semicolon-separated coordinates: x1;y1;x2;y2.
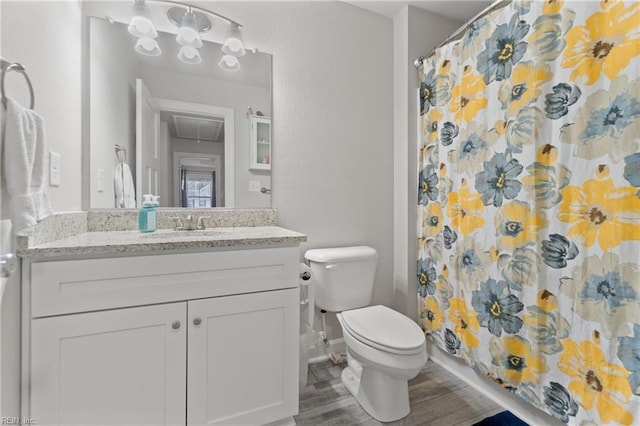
87;14;272;209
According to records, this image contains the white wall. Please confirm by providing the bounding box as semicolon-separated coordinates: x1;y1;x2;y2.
89;17;138;208
1;1;83;212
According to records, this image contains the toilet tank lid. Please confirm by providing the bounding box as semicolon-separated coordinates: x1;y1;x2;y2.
304;246;378;263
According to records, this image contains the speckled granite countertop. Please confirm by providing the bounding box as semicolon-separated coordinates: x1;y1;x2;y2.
17;210;307;259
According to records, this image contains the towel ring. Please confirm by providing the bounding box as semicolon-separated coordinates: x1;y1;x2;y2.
1;62;35;110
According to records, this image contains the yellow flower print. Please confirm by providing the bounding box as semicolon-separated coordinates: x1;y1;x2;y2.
522;145;572;209
557;168;640;251
422;203;443;238
449;66;488;123
447;180;485;236
558;339;633;424
543;0;564;14
522;290;570;354
421;297;444;332
489;335;548;385
449;297;480;349
422;108;442;144
494;201;548;251
528;7;575;62
498;62;552;116
562;2;640;85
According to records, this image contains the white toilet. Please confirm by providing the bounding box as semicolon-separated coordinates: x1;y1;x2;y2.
305;246;428;423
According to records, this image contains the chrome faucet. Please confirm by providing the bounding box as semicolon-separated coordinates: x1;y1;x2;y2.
169;215;211;231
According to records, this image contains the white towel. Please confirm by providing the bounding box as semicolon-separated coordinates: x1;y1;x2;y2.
114;161;136;208
1;97;52;236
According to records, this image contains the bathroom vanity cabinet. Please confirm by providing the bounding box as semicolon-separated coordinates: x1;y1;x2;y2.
22;246;300;425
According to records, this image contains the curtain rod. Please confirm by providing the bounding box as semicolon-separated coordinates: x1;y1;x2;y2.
413;0;510;69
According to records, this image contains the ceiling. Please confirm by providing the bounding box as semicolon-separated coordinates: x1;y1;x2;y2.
344;0;493;22
159;110;225;143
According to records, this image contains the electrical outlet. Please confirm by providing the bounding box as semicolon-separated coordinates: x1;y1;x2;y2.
249;180;261;192
49;152;61;187
97;168;104;192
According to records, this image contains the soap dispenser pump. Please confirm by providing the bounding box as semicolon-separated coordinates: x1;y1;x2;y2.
138;194;158;233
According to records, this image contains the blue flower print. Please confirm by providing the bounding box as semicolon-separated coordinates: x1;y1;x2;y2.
545;83;581;120
417;258;437;297
543;382;578;423
477;14;530;84
475;152;523;207
559;76;640;162
623;153;640;197
583;92;640;142
463;18;486;48
418;166;439;205
443;225;457;250
541;234;579;269
580;270;638;311
472;279;524;337
420;69;436;114
444;329;462;355
618;323;640;396
440;122;459;146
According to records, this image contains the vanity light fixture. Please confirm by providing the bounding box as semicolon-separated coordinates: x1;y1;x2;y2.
178;45;202;64
218;54;241;72
175;9;203;48
221;23;245;57
127;0;246;71
128;0;158;39
135;37;162;56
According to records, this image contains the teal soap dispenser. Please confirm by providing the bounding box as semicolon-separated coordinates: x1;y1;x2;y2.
138;194;158;233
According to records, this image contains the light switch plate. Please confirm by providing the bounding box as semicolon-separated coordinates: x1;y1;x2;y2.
49;152;61;187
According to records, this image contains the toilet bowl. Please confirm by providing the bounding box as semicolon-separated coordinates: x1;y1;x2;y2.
305;246;428;423
337;305;427;422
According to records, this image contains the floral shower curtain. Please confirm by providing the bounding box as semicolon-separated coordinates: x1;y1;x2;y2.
417;1;639;424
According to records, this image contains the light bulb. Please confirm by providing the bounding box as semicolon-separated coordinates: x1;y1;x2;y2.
178;46;202;64
219;54;240;71
221;23;245;57
128;1;157;39
176;12;203;48
135;37;161;56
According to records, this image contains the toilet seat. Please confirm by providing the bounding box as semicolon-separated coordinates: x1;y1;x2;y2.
340;305;425;355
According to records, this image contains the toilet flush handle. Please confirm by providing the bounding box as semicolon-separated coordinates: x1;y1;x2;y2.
325;264;337;270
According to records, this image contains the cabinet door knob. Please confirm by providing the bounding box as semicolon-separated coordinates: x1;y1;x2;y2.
171;321;181;330
193;317;202;326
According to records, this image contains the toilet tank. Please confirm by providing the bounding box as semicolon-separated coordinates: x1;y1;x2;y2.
304;246;378;312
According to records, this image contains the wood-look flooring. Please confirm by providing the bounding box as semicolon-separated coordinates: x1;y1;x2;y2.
295;359;504;425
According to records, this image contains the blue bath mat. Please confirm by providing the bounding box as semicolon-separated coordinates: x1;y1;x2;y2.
473;411;528;425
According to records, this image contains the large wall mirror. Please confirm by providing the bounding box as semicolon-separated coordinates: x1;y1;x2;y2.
84;2;272;209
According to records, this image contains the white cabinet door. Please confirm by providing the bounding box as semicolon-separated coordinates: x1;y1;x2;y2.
187;288;299;425
31;303;187;425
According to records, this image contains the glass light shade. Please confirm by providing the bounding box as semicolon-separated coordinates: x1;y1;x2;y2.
128;2;157;39
221;23;245;57
219;54;241;72
135;37;161;56
176;12;203;48
178;46;202;64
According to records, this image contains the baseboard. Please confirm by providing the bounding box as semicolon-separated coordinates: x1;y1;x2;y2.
264;416;295;426
427;343;563;426
307;338;346;364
